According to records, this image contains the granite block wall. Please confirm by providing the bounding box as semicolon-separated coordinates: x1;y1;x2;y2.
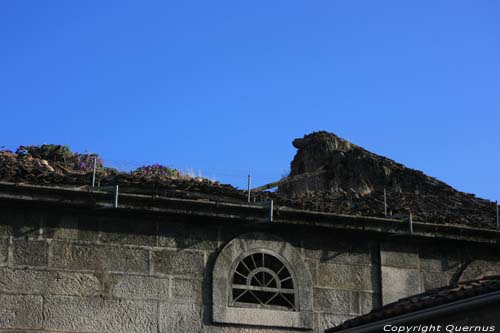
0;207;499;333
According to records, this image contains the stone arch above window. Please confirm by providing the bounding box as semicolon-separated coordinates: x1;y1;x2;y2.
212;232;313;329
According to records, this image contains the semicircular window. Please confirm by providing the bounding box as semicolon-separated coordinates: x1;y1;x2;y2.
230;251;296;311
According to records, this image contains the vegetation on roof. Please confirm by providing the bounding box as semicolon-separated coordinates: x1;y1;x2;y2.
0;143;256;206
15;144;104;172
1;133;498;231
132;164;182;178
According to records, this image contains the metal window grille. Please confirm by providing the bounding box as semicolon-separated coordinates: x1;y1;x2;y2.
230;251;297;311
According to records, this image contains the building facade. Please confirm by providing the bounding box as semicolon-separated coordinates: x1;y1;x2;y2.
0;182;500;333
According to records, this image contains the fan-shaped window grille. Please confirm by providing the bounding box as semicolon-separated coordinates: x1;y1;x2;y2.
230;251;296;311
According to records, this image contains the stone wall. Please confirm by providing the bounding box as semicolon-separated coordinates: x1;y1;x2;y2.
0;206;499;333
380;239;500;305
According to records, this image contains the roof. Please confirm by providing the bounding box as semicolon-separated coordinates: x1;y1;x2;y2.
1;134;499;231
0;149;249;202
0;181;499;245
275;131;498;230
326;275;500;332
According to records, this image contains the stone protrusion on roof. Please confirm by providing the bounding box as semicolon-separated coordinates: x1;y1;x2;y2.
1;132;499;230
274;131;497;229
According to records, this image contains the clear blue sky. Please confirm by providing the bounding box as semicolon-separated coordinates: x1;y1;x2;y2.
1;1;499;200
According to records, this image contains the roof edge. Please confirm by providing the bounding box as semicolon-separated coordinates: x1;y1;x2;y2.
325;290;500;333
0;181;499;244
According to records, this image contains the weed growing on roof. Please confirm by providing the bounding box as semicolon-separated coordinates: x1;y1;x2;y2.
16;144;72;161
7;144;190;181
15;144;104;172
132;164;182;178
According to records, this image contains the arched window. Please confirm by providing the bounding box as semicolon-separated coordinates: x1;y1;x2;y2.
230;251;297;311
212;232;313;329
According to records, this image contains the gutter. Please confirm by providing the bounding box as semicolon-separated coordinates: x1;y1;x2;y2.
0;182;499;243
326;290;500;333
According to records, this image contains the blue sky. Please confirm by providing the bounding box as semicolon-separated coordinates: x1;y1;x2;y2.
1;1;499;200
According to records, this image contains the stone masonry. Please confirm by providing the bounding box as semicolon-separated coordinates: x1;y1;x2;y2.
0;203;500;333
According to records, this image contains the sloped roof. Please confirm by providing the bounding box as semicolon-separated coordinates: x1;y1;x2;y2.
1;133;499;231
0;149;248;202
326;275;500;332
275;131;498;230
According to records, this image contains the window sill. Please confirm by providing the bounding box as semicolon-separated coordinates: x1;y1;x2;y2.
213;305;314;329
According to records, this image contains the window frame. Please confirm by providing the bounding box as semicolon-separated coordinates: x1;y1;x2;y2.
212;232;313;329
229;249;299;311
